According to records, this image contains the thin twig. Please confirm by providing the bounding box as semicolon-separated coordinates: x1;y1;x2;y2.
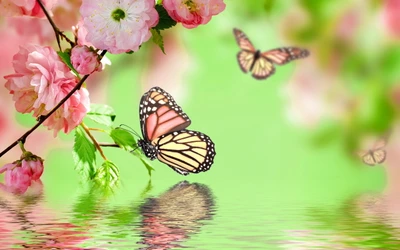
36;0;61;51
99;143;121;148
81;123;108;160
88;128;106;132
0;50;107;158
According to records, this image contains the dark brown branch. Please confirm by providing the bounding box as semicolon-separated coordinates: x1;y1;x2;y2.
99;143;121;148
36;0;62;50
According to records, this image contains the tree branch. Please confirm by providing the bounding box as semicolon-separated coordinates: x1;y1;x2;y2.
36;0;62;50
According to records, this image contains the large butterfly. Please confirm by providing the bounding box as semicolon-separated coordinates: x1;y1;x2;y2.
137;87;216;175
357;138;387;166
233;28;309;80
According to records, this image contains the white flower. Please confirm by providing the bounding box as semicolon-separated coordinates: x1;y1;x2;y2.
80;0;159;54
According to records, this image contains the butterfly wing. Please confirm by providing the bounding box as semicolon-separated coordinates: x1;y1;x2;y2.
372;149;386;164
139;87;191;141
250;56;275;79
153;130;216;175
233;28;256;52
237;50;256;73
261;47;309;65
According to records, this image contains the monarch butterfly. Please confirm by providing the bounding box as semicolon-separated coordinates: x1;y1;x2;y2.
233;28;310;80
137;87;216;175
357;138;387;166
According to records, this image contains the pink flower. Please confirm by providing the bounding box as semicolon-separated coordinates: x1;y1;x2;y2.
383;0;400;38
0;155;44;194
42;80;90;136
71;45;102;75
4;44;91;136
80;0;159;54
0;0;54;17
163;0;226;29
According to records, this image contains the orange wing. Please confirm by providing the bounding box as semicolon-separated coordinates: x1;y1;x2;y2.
139;87;191;141
261;47;309;65
233;28;256;52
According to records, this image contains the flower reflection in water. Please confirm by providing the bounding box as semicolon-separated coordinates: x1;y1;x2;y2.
138;181;215;249
0;183;91;249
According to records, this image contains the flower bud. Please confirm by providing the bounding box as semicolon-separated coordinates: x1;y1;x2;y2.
71;45;102;75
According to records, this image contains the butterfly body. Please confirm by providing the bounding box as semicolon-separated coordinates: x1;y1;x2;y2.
137;87;216;175
249;50;262;71
233;28;309;80
137;139;157;160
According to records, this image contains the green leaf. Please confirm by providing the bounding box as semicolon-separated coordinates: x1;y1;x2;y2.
109;127;137;151
73;126;97;179
154;4;176;31
57;50;79;76
129;146;155;176
157;0;163;5
140;157;155;177
151;29;165;54
94;160;120;191
86;104;116;127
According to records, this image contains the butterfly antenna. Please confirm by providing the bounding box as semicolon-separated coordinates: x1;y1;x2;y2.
118;124;141;138
130;145;140;153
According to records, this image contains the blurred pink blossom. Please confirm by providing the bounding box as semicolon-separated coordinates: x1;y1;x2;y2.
80;0;159;54
383;0;400;38
72;20;92;47
52;0;82;30
163;0;226;29
7;16;55;45
0;156;44;194
71;45;102;75
0;0;54;17
4;44;90;136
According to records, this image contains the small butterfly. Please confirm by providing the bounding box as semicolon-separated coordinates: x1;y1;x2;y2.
137;87;216;175
357;138;387;166
233;28;310;80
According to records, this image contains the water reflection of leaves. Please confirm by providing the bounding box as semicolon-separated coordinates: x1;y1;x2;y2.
286;194;400;249
71;180;153;226
138;181;215;249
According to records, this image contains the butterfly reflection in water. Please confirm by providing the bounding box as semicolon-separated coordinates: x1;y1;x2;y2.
138;181;215;249
233;28;310;80
357;137;387;166
136;86;216;175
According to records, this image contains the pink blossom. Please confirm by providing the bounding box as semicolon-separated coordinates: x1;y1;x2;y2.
163;0;226;29
4;44;91;136
42;80;90;136
383;0;400;38
8;16;55;45
80;0;159;54
0;156;44;194
0;0;54;17
72;20;92;47
71;45;102;75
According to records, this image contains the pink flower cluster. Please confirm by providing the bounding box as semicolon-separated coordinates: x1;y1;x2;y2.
384;0;400;38
4;44;90;136
163;0;226;29
0;0;54;17
80;0;159;54
0;156;44;194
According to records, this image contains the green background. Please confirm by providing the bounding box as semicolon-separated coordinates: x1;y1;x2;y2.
1;0;399;249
